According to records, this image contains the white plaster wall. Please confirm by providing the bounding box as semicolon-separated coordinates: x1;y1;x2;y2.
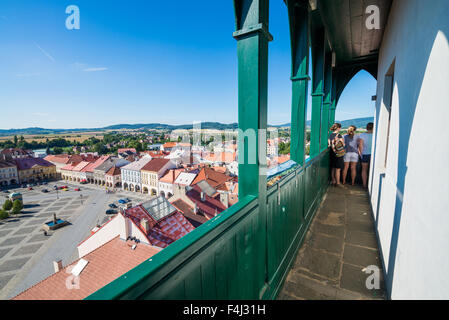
371;0;449;299
77;214;125;258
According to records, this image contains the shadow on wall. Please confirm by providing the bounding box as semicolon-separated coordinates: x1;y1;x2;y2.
380;5;449;297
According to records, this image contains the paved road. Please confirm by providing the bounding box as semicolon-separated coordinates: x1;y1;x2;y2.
5;192;109;299
0;181;152;299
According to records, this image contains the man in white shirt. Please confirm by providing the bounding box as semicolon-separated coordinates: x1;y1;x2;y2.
358;122;373;188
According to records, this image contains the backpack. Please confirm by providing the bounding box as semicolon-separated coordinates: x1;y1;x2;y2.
333;136;345;157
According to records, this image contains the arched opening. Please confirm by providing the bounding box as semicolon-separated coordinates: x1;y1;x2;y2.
143;187;149;194
160;191;166;198
151;189;157;196
334;69;377;186
123;183;128;191
167;192;173;198
135;185;140;193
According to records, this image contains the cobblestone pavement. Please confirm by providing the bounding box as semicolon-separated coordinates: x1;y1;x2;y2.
278;185;386;300
0;181;154;299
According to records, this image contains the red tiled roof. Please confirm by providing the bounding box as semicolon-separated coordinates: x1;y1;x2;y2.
44;155;71;164
61;162;79;171
162;142;177;148
81;156;110;173
191;167;232;189
13;237;159;300
186;185;227;219
125;204;194;248
105;166;121;176
14;158;55;171
171;199;208;227
0;148;32;157
159;169;182;183
141;158;170;173
72;161;90;172
0;160;16;169
118;148;137;154
212;166;227;174
203;152;236;163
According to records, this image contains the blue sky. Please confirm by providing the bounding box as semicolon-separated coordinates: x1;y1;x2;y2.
0;0;376;129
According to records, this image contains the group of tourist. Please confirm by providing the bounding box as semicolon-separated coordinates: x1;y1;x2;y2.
328;122;374;188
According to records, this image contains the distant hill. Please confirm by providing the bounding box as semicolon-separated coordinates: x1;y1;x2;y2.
0;122;239;136
337;117;374;129
0;117;374;137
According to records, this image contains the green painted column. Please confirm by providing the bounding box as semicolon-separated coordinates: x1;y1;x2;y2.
234;0;271;298
310;28;325;158
233;0;272;199
287;0;309;167
321;51;333;151
329;71;337;126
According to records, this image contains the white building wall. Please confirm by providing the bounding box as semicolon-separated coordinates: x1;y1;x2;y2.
77;213;150;258
370;0;449;299
77;214;126;258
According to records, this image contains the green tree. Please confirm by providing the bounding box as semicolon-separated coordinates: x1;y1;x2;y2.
0;210;8;220
2;199;13;211
93;142;107;155
11;200;23;215
13;135;18;146
53;147;63;155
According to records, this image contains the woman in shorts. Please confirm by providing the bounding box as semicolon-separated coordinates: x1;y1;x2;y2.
342;125;359;186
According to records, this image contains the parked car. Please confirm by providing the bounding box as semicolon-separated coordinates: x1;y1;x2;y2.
74;188;81;191
105;209;118;215
2;190;9;194
53;185;58;189
28;187;33;190
42;181;48;185
108;203;117;208
118;199;127;204
41;189;49;193
125;198;131;203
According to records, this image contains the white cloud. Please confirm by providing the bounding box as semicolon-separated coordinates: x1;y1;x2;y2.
83;67;108;72
35;43;55;62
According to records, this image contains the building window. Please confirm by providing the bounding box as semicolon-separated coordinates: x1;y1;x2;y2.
382;60;395;169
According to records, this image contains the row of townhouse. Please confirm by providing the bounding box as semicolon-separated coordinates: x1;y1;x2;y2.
0;158;18;186
58;155;130;188
0;154;56;186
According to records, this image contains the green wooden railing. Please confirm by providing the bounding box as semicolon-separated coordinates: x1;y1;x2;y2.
86;150;329;300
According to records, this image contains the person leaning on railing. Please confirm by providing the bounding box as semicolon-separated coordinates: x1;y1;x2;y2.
328;123;345;187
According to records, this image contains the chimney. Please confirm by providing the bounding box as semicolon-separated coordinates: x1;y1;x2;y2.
220;192;229;209
193;202;198;214
53;260;63;273
141;218;150;234
200;192;205;202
